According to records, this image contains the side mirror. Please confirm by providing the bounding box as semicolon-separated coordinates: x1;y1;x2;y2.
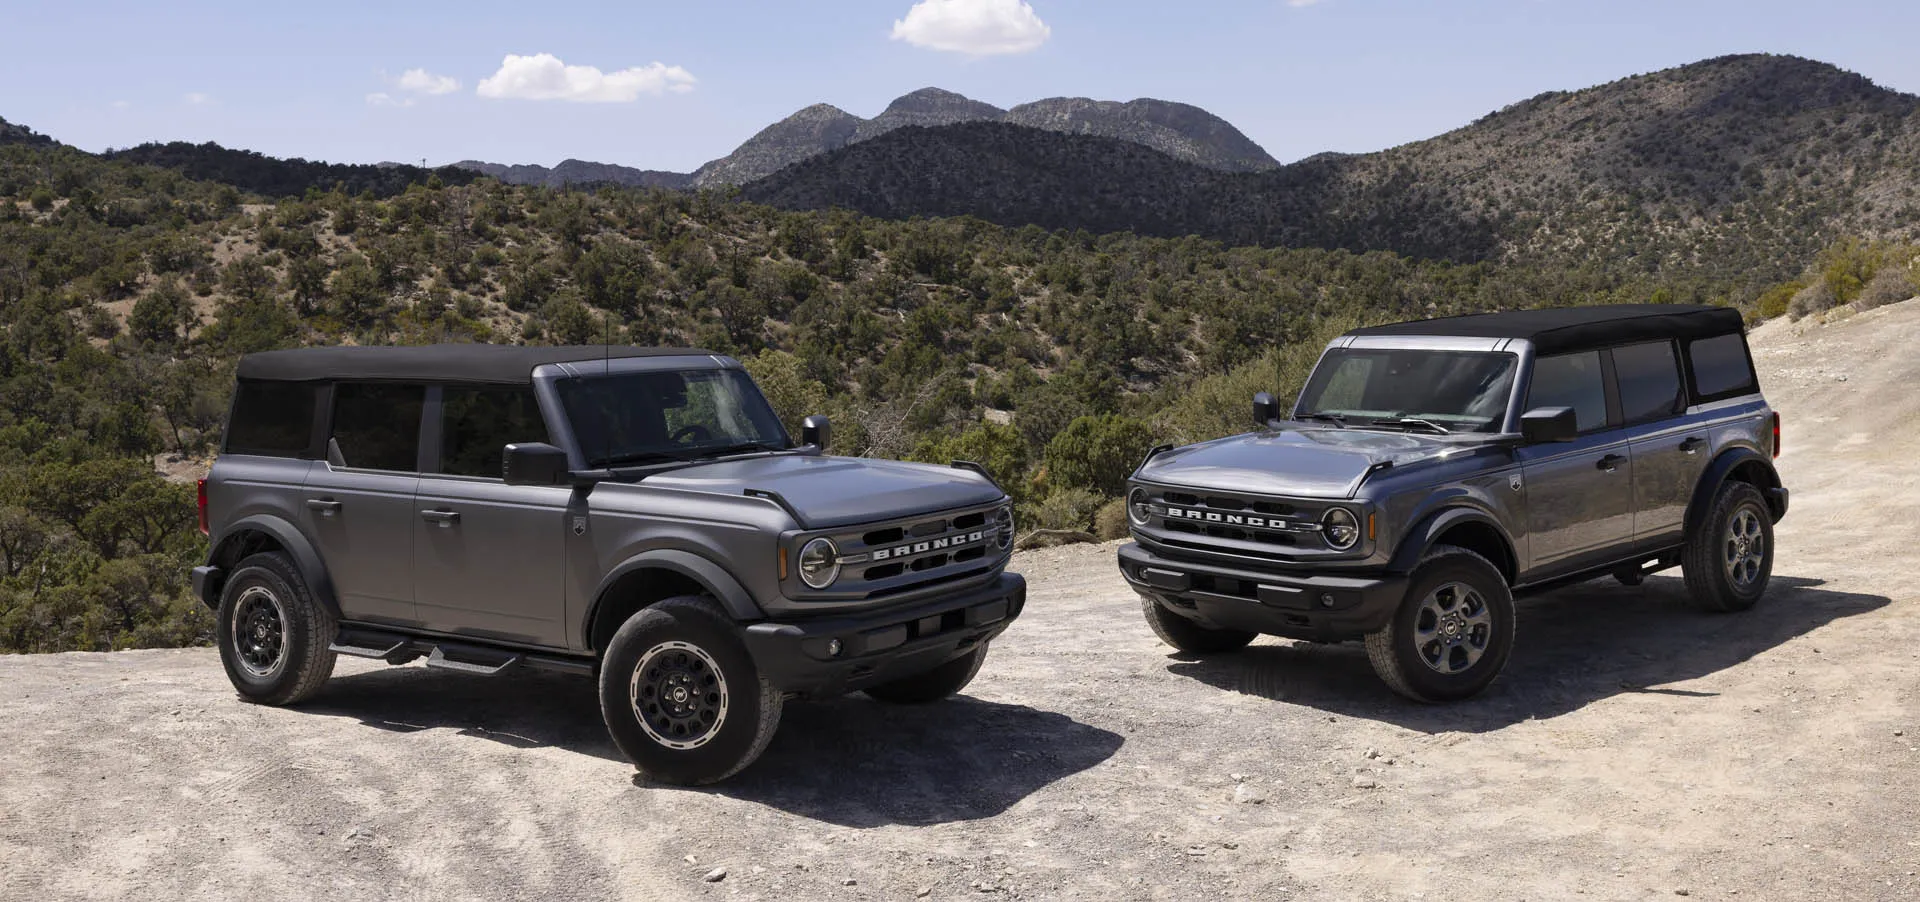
502;442;570;485
1252;392;1280;427
800;415;831;452
1519;407;1578;443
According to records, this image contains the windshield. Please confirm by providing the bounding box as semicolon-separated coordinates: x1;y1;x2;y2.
1296;349;1517;433
558;368;791;467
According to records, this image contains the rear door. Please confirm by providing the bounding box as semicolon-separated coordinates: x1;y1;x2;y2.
1515;350;1634;574
302;382;426;627
1617;340;1709;545
412;384;571;647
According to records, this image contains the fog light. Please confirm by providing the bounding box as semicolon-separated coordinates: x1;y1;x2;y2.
827;639;843;657
1320;594;1336;608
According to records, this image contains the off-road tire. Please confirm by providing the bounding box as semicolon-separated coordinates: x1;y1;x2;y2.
1365;545;1515;703
599;596;782;785
863;644;989;704
1140;596;1257;654
216;552;337;706
1682;481;1774;613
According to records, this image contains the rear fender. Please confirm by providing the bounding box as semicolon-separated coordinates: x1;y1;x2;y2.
1685;448;1784;531
205;513;342;619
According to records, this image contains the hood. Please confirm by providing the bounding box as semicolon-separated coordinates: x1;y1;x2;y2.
1135;427;1462;498
641;454;1005;529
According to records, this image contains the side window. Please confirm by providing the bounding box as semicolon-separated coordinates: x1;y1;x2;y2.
1612;341;1682;424
330;383;424;472
439;387;548;478
1527;351;1608;433
225;380;317;457
1687;333;1758;400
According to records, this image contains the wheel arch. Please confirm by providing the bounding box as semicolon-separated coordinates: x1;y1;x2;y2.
204;514;342;620
584;550;763;655
1685;448;1784;534
1389;507;1518;586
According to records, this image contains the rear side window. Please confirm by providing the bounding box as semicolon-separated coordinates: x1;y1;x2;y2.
1687;333;1758;400
439;387;548;478
1612;341;1682;424
1528;351;1608;432
226;380;316;457
330;383;424;472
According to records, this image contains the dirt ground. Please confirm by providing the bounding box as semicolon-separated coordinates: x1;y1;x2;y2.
5;303;1919;902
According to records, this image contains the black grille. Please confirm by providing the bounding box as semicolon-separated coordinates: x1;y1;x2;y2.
1163;518;1298;547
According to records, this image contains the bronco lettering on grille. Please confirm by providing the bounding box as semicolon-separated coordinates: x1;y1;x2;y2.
871;530;989;562
1162;506;1311;531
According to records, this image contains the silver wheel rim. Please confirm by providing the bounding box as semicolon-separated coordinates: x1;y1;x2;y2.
230;586;287;679
1413;581;1493;675
629;641;729;750
1724;506;1767;589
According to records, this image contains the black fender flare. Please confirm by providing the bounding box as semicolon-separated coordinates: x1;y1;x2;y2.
1684;447;1784;533
584;548;764;641
1387;506;1518;581
207;514;343;620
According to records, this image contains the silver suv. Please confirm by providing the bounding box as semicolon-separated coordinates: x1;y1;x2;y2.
1120;305;1787;701
193;345;1024;784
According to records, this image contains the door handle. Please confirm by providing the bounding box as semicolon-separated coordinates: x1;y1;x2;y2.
1679;437;1707;455
305;498;342;517
420;509;461;528
1596;454;1625;472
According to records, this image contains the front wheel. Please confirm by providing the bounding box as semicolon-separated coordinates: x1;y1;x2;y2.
599;596;783;785
1682;481;1774;612
1364;545;1515;702
864;644;988;704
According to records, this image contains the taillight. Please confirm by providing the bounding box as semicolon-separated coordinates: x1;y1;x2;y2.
197;478;210;536
1771;412;1781;459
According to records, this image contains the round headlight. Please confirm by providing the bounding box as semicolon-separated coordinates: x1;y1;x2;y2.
1127;488;1152;526
797;537;840;589
1321;507;1361;550
995;505;1014;549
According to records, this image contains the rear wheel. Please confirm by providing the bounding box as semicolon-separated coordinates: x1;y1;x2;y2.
1683;481;1774;612
864;644;988;704
1140;596;1257;653
216;552;337;706
1365;545;1515;702
599;596;782;785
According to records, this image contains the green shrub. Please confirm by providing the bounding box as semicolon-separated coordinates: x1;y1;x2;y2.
1855;266;1916;311
1025;488;1106;533
1093;497;1131;541
1752;280;1803;321
1042;414;1155;497
1788;281;1838;320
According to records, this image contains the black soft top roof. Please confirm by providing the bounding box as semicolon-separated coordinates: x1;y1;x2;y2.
1346;304;1744;355
236;344;721;384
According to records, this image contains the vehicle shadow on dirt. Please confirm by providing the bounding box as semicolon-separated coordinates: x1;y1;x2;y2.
302;669;1122;828
1164;575;1886;733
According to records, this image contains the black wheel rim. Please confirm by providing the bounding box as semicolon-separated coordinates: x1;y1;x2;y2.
1413;581;1493;675
629;641;729;750
231;586;287;679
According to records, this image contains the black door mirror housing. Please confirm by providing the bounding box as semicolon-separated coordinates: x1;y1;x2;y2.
502;442;570;485
800;415;831;452
1519;406;1579;443
1252;392;1280;427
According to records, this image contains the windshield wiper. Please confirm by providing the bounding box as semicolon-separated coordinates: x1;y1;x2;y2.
1368;416;1452;434
1299;412;1349;428
592;450;689;467
689;441;789;459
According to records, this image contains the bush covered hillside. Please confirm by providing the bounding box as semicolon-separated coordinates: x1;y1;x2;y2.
1;123;1911;652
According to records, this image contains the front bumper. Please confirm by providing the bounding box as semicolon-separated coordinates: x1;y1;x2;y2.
1118;542;1406;642
742;571;1026;697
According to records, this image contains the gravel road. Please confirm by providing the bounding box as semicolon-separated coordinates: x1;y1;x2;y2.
5;303;1919;902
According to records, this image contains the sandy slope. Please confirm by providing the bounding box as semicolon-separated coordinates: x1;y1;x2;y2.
4;303;1919;902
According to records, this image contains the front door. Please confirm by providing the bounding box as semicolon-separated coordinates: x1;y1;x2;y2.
411;385;570;647
1516;350;1634;575
302;382;427;626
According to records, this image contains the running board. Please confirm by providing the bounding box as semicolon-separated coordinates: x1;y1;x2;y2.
330;626;593;677
425;646;522;676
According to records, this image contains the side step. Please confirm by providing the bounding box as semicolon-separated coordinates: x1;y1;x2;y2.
330;627;593;677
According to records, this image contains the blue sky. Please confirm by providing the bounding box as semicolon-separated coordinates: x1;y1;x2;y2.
4;0;1917;171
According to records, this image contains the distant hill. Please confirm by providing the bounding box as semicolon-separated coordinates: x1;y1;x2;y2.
451;159;693;190
689;103;865;187
0;116;55;147
747;54;1920;279
106;142;479;198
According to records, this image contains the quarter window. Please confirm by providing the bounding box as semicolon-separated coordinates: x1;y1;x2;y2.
1612;341;1682;424
330;383;424;472
1528;351;1608;432
225;380;316;457
1687;333;1758;399
439;387;548;478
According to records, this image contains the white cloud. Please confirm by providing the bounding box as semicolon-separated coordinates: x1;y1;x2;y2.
183;92;213;105
396;68;460;95
891;0;1051;56
475;53;695;103
365;92;414;108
